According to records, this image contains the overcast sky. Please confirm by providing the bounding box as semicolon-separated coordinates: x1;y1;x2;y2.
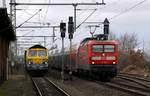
1;0;150;52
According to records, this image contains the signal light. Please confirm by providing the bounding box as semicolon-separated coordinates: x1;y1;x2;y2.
68;16;74;34
60;22;66;32
60;22;66;38
69;34;73;39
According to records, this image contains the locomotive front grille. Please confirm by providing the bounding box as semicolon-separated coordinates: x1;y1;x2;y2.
31;59;43;64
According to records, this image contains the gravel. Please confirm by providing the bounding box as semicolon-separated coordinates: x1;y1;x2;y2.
47;70;133;96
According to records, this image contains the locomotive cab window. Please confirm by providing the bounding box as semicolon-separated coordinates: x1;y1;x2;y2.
28;50;37;56
104;45;115;52
92;45;103;52
38;50;47;57
92;45;115;52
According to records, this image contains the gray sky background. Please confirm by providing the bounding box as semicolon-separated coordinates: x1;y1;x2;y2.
1;0;150;52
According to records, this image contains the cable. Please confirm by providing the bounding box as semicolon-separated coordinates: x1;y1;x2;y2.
99;0;121;10
110;0;148;21
43;0;51;22
74;0;121;38
24;10;35;16
16;9;42;28
76;9;97;29
21;30;34;36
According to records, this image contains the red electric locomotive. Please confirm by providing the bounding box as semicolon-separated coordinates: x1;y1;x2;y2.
77;37;118;80
49;37;118;81
49;18;118;81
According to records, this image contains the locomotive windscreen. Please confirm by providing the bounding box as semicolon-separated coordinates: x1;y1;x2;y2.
28;50;47;57
104;45;115;52
28;50;37;57
39;50;47;57
92;45;115;52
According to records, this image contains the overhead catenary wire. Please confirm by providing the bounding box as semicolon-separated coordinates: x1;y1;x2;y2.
74;0;121;38
15;0;31;20
98;0;121;10
21;30;34;36
43;0;51;22
74;0;147;40
16;9;42;28
94;0;148;27
110;0;148;21
76;8;97;29
15;0;148;49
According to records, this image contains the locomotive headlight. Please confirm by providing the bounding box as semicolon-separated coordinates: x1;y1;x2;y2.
106;56;116;60
44;62;48;67
43;62;48;65
28;61;32;64
91;56;101;60
113;62;116;64
45;62;48;65
92;62;95;64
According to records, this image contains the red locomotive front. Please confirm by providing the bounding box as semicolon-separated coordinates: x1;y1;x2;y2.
78;39;118;80
89;40;118;65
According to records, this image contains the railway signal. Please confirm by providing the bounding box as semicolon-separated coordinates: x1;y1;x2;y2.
60;22;66;38
68;16;74;80
68;16;74;39
60;21;66;82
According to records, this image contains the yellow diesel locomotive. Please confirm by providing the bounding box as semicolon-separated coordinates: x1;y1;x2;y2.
24;45;49;74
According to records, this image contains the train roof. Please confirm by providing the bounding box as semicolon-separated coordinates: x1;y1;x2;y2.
88;40;119;44
80;37;118;45
80;37;97;44
29;45;46;49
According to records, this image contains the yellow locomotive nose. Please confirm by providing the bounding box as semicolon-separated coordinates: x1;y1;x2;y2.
34;59;41;64
32;59;43;64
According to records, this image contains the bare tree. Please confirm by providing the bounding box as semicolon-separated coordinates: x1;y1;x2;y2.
117;32;146;73
118;32;138;52
109;31;117;40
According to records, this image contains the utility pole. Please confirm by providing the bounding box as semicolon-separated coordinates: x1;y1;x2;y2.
10;0;17;55
9;0;17;78
10;0;16;38
73;4;77;32
44;36;46;47
52;27;56;43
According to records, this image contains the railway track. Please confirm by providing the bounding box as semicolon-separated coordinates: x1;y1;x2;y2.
117;74;150;89
31;77;70;96
118;73;150;83
45;69;150;96
94;73;150;96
